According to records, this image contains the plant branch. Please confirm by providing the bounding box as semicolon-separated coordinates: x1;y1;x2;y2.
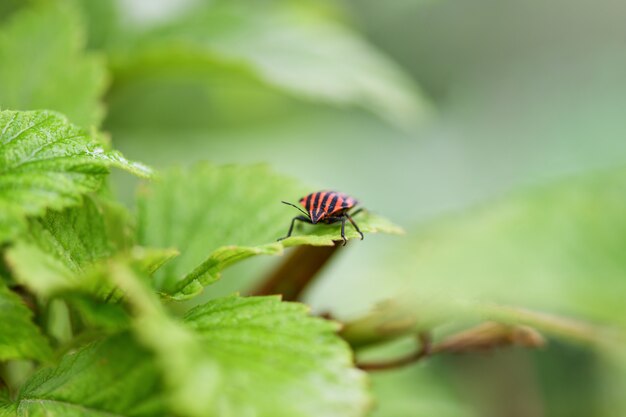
249;242;342;301
356;332;432;371
350;322;546;372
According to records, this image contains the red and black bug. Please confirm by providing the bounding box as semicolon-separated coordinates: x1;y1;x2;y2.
277;191;364;246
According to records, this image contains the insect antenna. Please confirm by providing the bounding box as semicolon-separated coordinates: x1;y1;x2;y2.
281;201;310;218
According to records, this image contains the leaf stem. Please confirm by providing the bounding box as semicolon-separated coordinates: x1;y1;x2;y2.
249;242;342;301
356;332;432;371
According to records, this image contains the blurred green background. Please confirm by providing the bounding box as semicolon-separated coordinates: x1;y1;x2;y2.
3;0;626;415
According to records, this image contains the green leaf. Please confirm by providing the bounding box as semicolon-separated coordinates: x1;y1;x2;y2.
28;195;114;273
4;194;178;333
12;333;165;417
0;110;151;242
0;283;52;361
5;195;118;297
114;3;429;128
0;2;106;128
137;163;402;298
71;0;121;50
0;403;14;417
6;205;177;300
376;168;626;342
5;241;76;298
108;263;370;417
182;295;369;417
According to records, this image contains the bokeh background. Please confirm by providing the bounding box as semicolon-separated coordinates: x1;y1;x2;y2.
2;0;626;415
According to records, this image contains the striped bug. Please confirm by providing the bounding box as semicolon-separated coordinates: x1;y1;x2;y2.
277;191;364;246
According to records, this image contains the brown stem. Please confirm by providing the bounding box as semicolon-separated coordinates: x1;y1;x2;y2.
352;322;547;372
249;243;342;301
356;332;432;372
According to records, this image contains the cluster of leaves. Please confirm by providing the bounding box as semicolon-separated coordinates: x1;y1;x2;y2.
0;2;410;415
0;108;405;416
2;0;626;416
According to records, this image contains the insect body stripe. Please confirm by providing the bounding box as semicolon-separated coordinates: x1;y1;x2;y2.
334;195;344;213
312;192;323;212
315;192;328;220
320;192;333;213
304;193;313;212
326;193;339;212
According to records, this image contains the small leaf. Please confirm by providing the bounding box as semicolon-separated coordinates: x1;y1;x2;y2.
137;163;402;299
0;110;151;242
108;263;371;417
114;3;429;128
27;195;114;273
12;333;165;417
0;283;52;361
5;195;115;297
0;2;106;128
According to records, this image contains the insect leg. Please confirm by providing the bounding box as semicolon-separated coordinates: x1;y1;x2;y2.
340;215;348;246
346;213;364;240
277;216;311;241
350;207;365;217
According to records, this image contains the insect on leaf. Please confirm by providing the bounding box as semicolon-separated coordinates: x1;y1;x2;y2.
137;163;402;299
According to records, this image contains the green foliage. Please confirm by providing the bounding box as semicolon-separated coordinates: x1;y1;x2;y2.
11;333;164;417
0;110;150;242
385;168;626;333
0;2;106;128
108;262;369;417
182;295;369;417
28;195;113;272
137;163;402;299
0;284;52;361
112;2;428;128
0;109;398;416
2;0;624;415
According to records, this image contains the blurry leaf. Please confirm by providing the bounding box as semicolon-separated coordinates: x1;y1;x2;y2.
4;195;118;297
130;246;180;277
114;3;429;128
64;293;130;331
0;283;52;361
71;0;121;50
369;363;476;417
477;304;621;351
431;322;545;354
341;299;422;349
0;403;13;417
383;168;626;340
96;197;136;252
6;243;177;300
0;0;23;22
0;110;151;242
0;2;107;128
137;163;402;299
28;195;114;273
109;262;370;417
4;195;176;324
6;242;76;298
12;333;164;417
